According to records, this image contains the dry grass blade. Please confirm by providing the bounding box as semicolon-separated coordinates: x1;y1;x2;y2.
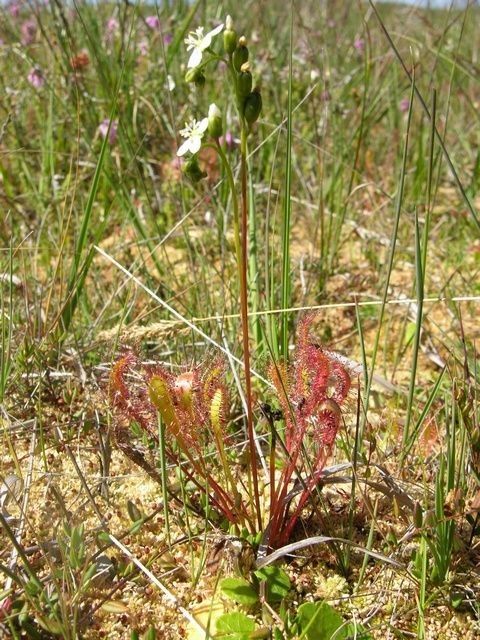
95;245;270;387
256;535;405;570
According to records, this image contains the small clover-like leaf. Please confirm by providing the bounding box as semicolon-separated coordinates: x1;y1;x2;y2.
297;601;345;640
216;612;255;639
254;566;291;603
220;577;258;606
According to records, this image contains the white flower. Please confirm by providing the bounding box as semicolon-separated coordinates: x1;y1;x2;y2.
177;117;208;156
184;23;224;69
208;103;221;119
166;74;175;92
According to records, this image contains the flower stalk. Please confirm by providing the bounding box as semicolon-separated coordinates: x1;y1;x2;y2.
239;121;262;531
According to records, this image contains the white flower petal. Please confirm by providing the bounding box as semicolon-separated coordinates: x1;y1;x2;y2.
189;136;202;154
187;47;202;68
201;34;213;49
201;25;223;50
177;140;191;156
197;118;209;133
208;23;224;38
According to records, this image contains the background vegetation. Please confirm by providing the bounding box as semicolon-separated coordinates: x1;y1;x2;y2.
0;0;479;638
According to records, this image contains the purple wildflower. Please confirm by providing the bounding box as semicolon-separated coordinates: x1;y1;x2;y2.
163;33;173;46
399;98;410;113
27;67;45;89
146;15;160;30
98;119;118;145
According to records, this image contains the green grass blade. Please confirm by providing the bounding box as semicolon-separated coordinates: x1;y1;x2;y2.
369;0;480;232
363;66;415;411
401;209;424;458
280;2;294;359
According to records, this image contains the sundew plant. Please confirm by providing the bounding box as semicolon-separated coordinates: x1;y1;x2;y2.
1;1;480;638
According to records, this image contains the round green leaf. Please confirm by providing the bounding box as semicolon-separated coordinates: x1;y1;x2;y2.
220;578;259;606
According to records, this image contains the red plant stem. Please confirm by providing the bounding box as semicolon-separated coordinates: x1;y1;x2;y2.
178;435;250;526
177;457;239;523
269;427;277;526
279;450;329;546
268;445;301;546
240;125;262;532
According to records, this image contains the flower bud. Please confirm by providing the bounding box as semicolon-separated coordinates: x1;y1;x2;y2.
237;62;253;100
224;15;237;55
174;372;194;411
233;37;249;72
185;67;205;88
243;88;262;124
183;156;207;183
207;103;223;139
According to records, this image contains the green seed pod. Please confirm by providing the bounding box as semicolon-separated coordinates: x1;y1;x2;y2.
183;156;207;184
207;103;223;139
237;62;253;100
224;15;237;55
195;73;206;88
233;36;249;72
185;67;205;87
244;89;262;124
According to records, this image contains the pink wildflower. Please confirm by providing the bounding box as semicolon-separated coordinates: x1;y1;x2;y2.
138;39;149;56
221;131;237;150
107;17;119;33
98;119;118;145
171;156;183;171
27;67;45;89
163;33;173;46
399;98;410;113
146;15;160;30
21;19;36;45
9;2;21;18
354;37;364;53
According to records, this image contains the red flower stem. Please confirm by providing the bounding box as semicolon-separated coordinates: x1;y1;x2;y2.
269;424;277;526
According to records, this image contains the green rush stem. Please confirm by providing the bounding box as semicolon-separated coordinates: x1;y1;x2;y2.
240;125;262;532
215;137;262;531
214;141;242;272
